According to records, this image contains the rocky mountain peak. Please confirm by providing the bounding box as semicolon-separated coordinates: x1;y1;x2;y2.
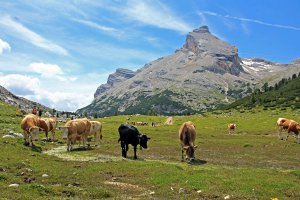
94;68;136;98
193;25;210;33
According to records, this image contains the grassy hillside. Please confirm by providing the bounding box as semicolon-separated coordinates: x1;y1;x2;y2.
223;74;300;110
0;100;300;199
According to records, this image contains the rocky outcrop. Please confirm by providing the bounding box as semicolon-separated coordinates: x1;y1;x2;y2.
0;85;49;112
94;68;136;98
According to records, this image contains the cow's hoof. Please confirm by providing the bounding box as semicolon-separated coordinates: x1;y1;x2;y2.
23;142;30;146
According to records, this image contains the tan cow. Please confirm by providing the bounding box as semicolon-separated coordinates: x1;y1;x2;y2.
58;118;91;151
89;121;103;146
38;117;57;141
179;121;197;162
277;118;300;142
20;114;41;146
227;123;237;134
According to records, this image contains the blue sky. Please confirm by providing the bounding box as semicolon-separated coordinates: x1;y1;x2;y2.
0;0;299;111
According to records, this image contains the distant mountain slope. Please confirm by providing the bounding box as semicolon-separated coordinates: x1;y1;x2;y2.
0;85;51;113
224;74;300;110
77;26;300;116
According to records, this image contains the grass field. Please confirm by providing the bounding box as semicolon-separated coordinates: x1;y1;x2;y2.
0;101;300;199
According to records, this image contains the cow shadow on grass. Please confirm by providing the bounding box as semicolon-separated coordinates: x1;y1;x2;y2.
124;157;145;161
189;159;207;165
31;145;42;153
71;146;94;152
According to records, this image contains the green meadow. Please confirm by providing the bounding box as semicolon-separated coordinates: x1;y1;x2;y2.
0;101;300;199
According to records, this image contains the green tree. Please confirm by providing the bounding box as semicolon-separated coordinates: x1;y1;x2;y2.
262;82;269;92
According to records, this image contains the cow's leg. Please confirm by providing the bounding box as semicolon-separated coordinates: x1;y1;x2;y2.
285;131;290;141
278;126;283;140
67;139;72;151
121;141;126;158
125;144;129;158
23;131;29;146
95;133;99;146
28;135;34;147
45;131;49;141
51;131;55;141
181;146;184;162
133;145;137;159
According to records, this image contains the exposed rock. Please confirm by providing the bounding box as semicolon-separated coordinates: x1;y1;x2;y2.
94;68;136;98
2;135;15;139
9;183;19;187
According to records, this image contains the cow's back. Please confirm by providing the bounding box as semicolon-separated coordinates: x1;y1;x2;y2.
68;119;91;135
21;114;39;130
179;121;196;146
118;124;139;144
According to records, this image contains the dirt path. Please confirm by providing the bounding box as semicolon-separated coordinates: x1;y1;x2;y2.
43;146;123;162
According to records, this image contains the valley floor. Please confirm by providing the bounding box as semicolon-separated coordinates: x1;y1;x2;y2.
0;104;300;199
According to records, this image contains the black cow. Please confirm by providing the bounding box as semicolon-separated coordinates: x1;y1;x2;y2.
118;123;150;159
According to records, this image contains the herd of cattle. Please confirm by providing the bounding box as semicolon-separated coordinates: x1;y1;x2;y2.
20;114;299;162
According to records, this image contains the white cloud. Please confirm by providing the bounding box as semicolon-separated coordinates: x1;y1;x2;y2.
0;74;40;95
29;62;64;77
0;38;11;54
198;11;300;31
0;73;92;111
73;19;124;39
28;62;77;81
0;15;69;55
120;0;193;34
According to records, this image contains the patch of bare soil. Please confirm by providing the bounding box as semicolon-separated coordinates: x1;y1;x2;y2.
43;146;122;162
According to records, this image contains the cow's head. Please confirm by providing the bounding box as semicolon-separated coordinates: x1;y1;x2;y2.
184;145;197;161
29;126;40;141
139;134;150;149
58;126;70;139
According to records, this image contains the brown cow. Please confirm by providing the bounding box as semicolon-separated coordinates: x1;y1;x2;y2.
179;121;197;162
287;121;300;143
20;114;41;146
58;118;91;151
277;118;300;142
38;118;57;141
227;123;237;134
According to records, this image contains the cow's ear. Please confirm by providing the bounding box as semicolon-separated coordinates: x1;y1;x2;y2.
194;145;198;148
147;137;151;140
183;146;188;150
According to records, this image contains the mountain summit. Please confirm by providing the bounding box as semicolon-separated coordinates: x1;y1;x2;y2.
77;26;300;116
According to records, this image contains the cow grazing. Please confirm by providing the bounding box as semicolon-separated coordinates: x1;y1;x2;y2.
20;114;41;146
118;123;150;159
38;117;57;141
179;121;197;162
88;121;103;146
277;118;300;142
58;118;91;151
227;123;237;134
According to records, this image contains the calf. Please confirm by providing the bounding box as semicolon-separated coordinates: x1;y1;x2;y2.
179;121;197;162
227;123;237;134
58;118;91;151
20;114;41;146
118;124;150;159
